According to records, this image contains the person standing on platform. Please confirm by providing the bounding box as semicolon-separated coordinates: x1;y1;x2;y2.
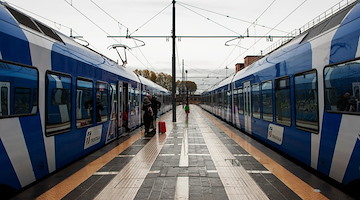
122;104;130;135
147;94;161;119
147;94;161;133
184;103;190;115
142;97;153;136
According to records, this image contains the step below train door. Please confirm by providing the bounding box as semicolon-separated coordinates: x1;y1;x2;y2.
244;81;252;134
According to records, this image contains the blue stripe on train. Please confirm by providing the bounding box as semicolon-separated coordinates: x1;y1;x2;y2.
0;7;32;65
317;113;342;175
330;3;360;65
342;139;360;184
343;139;360;184
19;115;49;180
0;139;21;190
317;2;360;177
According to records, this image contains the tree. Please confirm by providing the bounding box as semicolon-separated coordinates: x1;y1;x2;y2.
177;81;197;94
134;69;172;90
133;69;197;93
187;81;197;95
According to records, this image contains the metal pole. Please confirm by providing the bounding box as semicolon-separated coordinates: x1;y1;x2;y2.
172;0;176;122
185;70;188;104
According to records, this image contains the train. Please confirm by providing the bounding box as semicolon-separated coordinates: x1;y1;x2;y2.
201;0;360;195
0;1;171;197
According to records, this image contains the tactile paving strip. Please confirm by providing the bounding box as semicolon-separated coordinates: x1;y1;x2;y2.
194;108;269;200
94;127;173;200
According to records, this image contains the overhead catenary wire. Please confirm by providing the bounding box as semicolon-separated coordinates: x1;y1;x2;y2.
175;0;280;78
177;1;287;34
64;0;113;39
214;0;278;76
129;3;172;36
7;2;75;32
177;3;242;36
89;0;129;30
64;0;162;72
226;0;308;66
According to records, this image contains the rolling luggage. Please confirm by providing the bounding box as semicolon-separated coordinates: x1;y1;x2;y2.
158;121;166;133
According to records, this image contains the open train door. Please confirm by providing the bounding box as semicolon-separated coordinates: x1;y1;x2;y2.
119;82;129;136
244;81;252;134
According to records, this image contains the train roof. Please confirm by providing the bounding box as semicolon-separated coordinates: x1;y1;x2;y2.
229;0;358;87
137;75;169;94
0;2;147;86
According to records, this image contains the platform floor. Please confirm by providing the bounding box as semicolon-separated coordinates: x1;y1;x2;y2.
12;105;354;200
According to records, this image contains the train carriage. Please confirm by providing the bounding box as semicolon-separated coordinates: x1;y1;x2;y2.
201;0;360;193
0;2;170;197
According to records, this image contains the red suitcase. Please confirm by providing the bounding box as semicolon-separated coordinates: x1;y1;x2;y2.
158;121;166;133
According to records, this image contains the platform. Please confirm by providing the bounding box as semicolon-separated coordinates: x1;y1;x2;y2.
11;105;354;200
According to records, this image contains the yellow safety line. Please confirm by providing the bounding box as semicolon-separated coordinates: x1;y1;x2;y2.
36;112;171;200
203;110;329;200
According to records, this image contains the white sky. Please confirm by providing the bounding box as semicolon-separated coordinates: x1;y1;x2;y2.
6;0;346;93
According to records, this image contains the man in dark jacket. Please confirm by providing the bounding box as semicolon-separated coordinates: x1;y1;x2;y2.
142;97;153;135
147;94;161;119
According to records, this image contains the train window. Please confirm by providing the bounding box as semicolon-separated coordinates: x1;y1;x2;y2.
1;85;9;116
130;88;135;116
324;59;360;114
262;80;273;122
224;90;229;106
5;5;41;33
96;82;109;123
110;84;117;120
295;71;319;132
34;20;64;43
218;92;222;107
135;89;140;106
0;61;38;118
275;77;291;126
252;83;260;119
76;79;93;128
233;89;238;112
238;88;244;114
45;72;71;135
14;88;31;114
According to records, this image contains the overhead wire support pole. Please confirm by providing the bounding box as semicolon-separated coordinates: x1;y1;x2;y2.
172;0;176;122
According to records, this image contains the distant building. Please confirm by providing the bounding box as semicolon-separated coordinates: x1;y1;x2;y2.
235;63;244;73
244;55;262;67
235;56;263;73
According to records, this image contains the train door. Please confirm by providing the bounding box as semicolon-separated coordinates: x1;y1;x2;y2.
244;81;252;134
122;82;129;131
0;82;10;116
117;81;123;137
232;86;237;125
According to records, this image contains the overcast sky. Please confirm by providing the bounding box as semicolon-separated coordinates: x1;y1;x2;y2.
6;0;348;93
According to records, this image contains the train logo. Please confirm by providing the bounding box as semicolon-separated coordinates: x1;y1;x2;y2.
267;124;284;145
84;125;103;149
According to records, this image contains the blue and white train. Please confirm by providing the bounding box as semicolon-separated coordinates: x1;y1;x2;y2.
0;2;171;197
201;0;360;194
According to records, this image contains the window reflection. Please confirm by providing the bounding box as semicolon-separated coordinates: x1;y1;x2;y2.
325;59;360;114
0;61;38;117
275;77;291;126
295;71;318;132
46;73;71;134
